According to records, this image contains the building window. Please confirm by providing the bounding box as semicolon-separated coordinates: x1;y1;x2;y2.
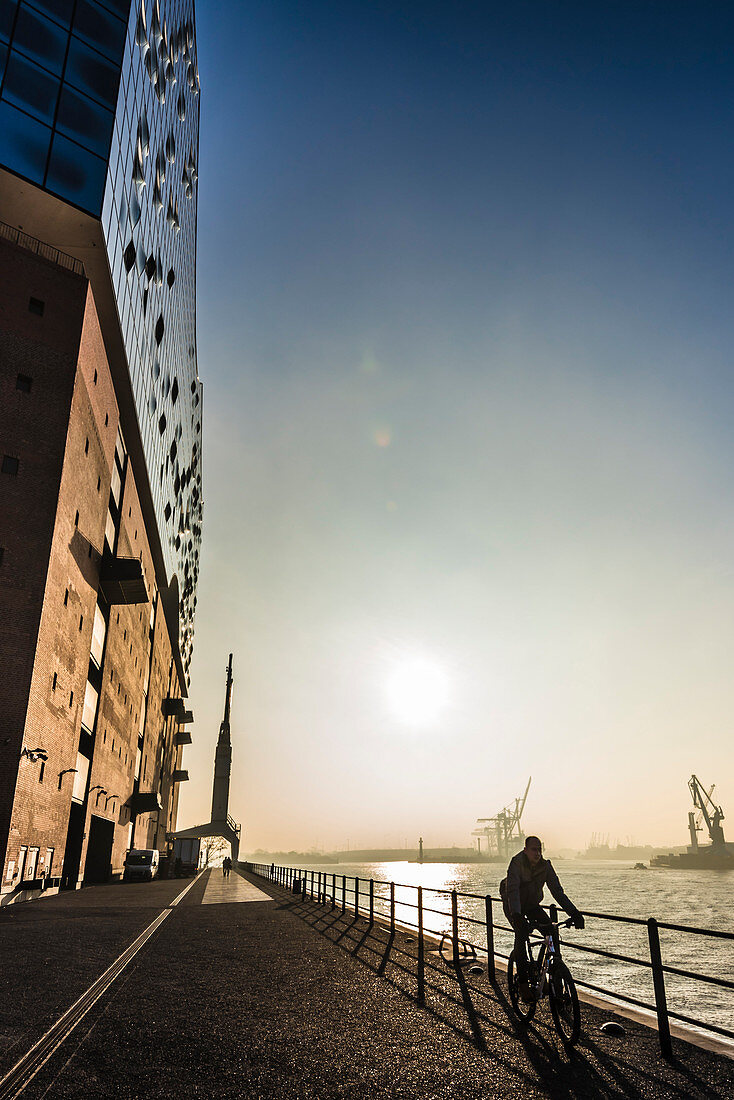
28;297;45;316
90;603;106;667
81;680;98;733
16;374;32;392
1;456;19;476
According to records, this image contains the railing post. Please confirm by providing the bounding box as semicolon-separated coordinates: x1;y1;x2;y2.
485;895;495;982
390;882;395;933
417;885;425;1006
648;918;673;1059
342;874;346;913
452;890;460;967
369;879;374;925
355;877;360;918
332;872;336;910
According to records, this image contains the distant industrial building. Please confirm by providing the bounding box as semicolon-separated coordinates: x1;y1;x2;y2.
0;0;203;900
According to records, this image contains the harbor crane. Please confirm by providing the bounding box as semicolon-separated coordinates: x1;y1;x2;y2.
473;777;531;860
687;775;726;851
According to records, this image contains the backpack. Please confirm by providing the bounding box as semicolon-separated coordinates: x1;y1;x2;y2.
499;875;512;922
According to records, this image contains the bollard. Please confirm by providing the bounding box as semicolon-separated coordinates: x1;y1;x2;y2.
369;879;374;926
451;890;460;967
355;877;360;918
648;918;673;1059
390;882;395;933
485;896;495;982
417;885;425;1006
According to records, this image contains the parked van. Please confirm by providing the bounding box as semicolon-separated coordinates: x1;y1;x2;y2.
123;848;160;882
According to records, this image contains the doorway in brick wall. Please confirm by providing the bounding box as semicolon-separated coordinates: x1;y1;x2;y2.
84;815;114;883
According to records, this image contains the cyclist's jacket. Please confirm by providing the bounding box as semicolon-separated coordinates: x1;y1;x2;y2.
501;851;577;919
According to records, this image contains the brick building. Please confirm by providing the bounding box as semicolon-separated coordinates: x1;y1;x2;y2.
0;0;202;900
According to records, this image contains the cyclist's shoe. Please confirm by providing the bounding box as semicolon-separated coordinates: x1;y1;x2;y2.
519;980;536;1003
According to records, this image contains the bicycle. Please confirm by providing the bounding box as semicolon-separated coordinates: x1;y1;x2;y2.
507;916;581;1046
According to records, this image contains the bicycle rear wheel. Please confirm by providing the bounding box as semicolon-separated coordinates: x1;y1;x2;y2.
507;951;536;1023
549;960;580;1046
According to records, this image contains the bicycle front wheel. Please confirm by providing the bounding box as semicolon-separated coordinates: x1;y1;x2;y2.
549;961;580;1046
507;951;536;1023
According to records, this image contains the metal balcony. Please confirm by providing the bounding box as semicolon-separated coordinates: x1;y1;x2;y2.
162;697;185;718
99;556;148;604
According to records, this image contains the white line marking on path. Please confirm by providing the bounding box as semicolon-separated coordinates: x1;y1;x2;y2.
0;874;201;1100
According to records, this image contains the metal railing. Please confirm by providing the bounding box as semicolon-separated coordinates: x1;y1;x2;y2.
0;219;85;275
246;862;734;1060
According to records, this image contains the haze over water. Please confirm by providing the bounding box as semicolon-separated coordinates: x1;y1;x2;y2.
179;2;734;855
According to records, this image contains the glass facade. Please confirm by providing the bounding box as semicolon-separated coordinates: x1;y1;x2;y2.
0;0;202;684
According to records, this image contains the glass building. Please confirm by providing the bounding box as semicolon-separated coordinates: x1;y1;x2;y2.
0;0;202;685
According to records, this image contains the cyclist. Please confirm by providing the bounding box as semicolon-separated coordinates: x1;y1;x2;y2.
501;835;584;1002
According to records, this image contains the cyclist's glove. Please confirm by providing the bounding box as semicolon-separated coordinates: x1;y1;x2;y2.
570;910;585;930
510;913;529;935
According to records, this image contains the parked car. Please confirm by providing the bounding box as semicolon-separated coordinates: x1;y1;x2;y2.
123;848;160;882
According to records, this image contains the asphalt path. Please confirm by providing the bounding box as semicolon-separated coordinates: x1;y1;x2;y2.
1;869;732;1098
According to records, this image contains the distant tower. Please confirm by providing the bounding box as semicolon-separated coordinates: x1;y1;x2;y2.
211;656;234;822
418;836;424;864
173;655;241;861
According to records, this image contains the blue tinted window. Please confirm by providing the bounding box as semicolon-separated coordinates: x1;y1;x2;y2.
56;84;113;155
2;51;59;124
46;131;106;212
13;5;68;74
96;0;129;18
0;99;50;182
65;34;120;106
25;0;75;26
73;0;125;64
0;1;18;43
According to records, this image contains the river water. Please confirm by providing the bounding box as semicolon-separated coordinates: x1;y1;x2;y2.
300;859;734;1036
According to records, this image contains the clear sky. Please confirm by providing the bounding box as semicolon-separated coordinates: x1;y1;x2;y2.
177;1;734;853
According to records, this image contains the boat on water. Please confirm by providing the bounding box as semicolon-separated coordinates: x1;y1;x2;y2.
650;846;734;870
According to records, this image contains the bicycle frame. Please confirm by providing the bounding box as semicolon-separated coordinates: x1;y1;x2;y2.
526;917;572;997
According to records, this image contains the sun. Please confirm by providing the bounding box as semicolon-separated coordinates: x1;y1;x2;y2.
386;655;449;727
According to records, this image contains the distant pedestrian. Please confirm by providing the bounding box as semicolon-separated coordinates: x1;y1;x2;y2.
222;856;232;879
270;862;275;880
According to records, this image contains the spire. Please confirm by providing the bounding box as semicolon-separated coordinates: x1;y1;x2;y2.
218;652;233;745
211;654;233;821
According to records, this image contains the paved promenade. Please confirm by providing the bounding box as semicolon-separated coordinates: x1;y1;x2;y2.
0;867;732;1098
